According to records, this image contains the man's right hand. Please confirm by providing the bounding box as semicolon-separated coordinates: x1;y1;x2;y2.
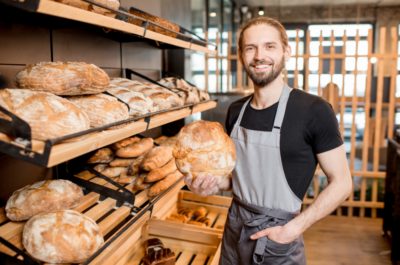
184;173;220;197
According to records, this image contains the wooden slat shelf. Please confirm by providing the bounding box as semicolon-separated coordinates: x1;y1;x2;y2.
36;0;217;55
0;100;217;168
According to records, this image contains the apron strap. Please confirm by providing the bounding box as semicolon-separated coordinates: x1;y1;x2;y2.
272;83;291;134
235;96;252;126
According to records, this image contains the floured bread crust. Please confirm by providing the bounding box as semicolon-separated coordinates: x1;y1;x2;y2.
14;62;110;95
107;85;154;115
5;180;84;221
22;210;104;263
0;89;90;141
67;93;129;129
173;120;236;184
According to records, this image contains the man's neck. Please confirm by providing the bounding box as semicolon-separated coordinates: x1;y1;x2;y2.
250;77;285;110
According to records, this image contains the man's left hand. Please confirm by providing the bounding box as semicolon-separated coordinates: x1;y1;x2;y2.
250;223;300;244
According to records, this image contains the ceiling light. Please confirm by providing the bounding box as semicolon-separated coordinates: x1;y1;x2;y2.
240;5;249;14
210;12;217;17
258;8;264;16
370;57;377;64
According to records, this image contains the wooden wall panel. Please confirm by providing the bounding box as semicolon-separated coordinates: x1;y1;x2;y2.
0;65;25;89
121;42;162;71
52;28;121;68
0;22;51;64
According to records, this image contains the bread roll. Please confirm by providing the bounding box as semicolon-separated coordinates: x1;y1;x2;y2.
116;168;138;184
154;135;168;144
128;151;148;175
14;62;110;95
145;158;176;182
5;180;84;221
148;170;183;197
67;93;129;129
177;207;191;217
111;137;140;150
101;166;125;178
173;120;236;184
23;210;104;263
141;146;174;171
116;138;154;158
134;173;152;190
142;248;175;265
166;213;187;223
0;89;90;141
109;158;135;167
107;86;154;115
94;164;108;172
144;238;164;255
87;148;115;164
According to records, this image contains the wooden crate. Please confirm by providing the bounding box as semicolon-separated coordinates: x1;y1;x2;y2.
152;191;232;231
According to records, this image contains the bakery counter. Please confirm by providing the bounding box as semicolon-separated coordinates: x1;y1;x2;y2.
0;99;217;168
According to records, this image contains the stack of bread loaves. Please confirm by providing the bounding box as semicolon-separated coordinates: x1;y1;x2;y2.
86;136;183;197
158;77;210;104
110;77;184;109
5;179;104;263
55;0;120;18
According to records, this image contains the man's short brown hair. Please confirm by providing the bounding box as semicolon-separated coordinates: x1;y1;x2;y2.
238;17;288;53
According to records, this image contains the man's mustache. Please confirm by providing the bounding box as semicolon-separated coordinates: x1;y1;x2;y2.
249;60;274;67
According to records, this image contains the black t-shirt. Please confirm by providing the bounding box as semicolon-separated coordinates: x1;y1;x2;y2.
225;88;343;201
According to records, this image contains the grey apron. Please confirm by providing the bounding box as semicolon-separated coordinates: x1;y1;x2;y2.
219;83;306;265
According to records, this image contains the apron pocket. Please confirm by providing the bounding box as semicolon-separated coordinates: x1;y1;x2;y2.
264;237;298;256
221;208;239;261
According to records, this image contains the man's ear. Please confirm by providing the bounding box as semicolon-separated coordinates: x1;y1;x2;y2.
285;45;291;62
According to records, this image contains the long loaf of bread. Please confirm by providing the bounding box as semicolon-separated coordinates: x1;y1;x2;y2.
145;158;176;182
134;173;152;190
116;138;154;157
148;170;183;197
128;151;148;175
111;137;140;150
140;146;174;171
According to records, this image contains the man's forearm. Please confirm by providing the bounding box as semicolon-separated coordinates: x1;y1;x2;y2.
218;173;232;191
287;177;352;236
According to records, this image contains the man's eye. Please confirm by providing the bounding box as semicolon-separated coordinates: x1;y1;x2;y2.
268;46;274;49
246;47;253;51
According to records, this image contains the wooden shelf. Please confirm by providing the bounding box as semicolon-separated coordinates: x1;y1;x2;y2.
36;0;217;55
0;100;217;168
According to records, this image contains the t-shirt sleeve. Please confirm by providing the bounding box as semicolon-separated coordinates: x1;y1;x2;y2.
305;98;343;154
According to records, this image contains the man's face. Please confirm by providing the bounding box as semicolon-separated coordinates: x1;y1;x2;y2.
240;24;290;87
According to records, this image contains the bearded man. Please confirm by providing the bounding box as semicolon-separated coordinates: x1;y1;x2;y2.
185;17;352;264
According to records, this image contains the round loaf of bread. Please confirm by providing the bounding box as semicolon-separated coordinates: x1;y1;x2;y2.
5;180;84;221
0;89;90;141
23;210;104;263
172;120;236;184
14;61;110;95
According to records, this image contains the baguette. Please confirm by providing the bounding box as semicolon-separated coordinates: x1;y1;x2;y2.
109;158;135;167
145;158;176;182
87;148;115;164
134;173;153;190
111;137;140;150
148;170;183;197
128;151;148;175
140;146;174;171
154;136;168;144
116;138;154;158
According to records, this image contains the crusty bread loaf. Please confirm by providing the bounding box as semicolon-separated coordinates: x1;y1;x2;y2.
100;166;125;178
128;9;180;38
135;173;152;190
87;148;115;164
55;0;119;17
116;168;138;184
23;210;104;263
145;158;176;182
67;93;129;129
148;170;183;197
173;120;236;184
107;85;156;115
109;158;135;167
141;146;174;171
158;137;178;147
154;135;168;144
0;89;90;141
14;62;110;95
158;77;200;104
111;137;140;150
149;93;172;110
116;138;154;158
5;180;84;221
94;164;108;172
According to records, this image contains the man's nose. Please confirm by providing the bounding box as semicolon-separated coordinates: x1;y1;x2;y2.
254;47;266;61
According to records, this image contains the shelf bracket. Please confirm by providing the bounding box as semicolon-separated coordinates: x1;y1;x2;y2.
142;19;149;37
144;115;151;130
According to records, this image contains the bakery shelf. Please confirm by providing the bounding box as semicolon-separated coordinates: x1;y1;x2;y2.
0;99;217;168
0;0;217;55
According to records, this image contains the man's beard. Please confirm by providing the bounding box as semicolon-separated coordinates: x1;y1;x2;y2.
244;55;285;87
